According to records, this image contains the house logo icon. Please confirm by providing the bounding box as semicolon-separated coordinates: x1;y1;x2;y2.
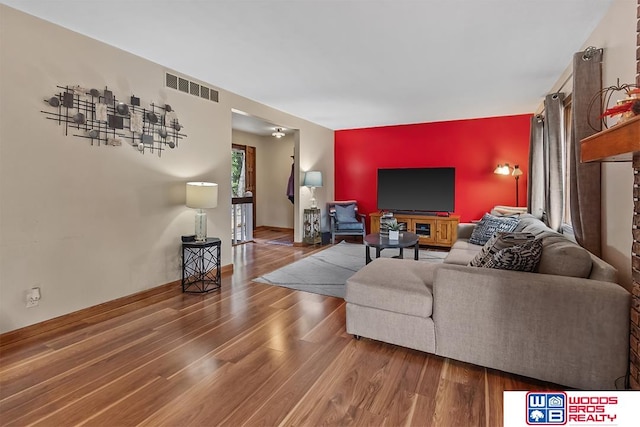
526;392;566;425
548;396;564;407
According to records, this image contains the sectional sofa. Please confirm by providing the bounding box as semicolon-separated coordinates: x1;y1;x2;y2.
345;214;631;390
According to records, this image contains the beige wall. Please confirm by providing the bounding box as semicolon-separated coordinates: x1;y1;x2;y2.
0;5;334;333
232;130;295;229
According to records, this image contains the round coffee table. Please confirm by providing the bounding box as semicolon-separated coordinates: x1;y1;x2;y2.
364;232;420;264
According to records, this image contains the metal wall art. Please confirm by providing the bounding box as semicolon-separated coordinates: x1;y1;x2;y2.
41;85;187;156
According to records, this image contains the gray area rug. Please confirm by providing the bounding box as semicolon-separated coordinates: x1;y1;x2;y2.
253;241;447;298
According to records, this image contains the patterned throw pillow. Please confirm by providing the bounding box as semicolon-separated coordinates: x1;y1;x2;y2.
483;238;543;272
468;213;519;245
469;232;536;267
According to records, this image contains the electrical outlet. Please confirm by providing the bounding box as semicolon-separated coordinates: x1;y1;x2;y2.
26;287;41;308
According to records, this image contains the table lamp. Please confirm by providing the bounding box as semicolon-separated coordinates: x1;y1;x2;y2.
186;182;218;241
303;171;323;208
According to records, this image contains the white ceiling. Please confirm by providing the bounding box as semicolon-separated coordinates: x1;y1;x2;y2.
2;0;614;131
232;111;293;136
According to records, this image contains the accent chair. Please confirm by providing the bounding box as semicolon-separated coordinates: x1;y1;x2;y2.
328;200;366;244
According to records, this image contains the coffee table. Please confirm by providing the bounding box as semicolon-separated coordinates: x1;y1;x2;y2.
364;232;420;264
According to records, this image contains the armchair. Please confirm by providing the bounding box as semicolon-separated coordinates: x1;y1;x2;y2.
328;201;366;244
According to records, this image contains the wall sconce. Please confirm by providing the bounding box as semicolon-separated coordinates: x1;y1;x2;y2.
494;163;524;207
186;182;218;241
303;171;323;208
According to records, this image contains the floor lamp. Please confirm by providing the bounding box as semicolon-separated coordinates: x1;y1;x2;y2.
511;165;523;207
494;163;523;207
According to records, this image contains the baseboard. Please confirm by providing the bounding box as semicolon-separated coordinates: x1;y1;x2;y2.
0;263;234;347
255;225;294;232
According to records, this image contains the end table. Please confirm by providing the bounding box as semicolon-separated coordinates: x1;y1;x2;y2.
181;237;221;293
303;208;321;244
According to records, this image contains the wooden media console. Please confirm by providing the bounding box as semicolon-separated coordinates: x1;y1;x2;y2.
369;212;460;248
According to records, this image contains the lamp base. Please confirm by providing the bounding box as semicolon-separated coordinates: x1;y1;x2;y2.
194;210;207;241
309;187;318;208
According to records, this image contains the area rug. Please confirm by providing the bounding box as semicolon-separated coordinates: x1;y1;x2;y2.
253;241;447;298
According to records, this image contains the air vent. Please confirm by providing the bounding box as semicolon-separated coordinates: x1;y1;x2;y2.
166;73;178;89
190;82;200;96
178;78;189;93
165;72;219;103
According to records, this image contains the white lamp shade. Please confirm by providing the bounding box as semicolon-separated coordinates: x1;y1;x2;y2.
512;165;524;177
493;164;511;175
186;182;218;209
303;171;323;187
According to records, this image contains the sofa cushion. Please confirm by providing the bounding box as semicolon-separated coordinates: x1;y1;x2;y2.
483;238;543;272
490;205;528;216
468;213;519;245
345;258;436;318
444;246;479;265
469;232;536;267
337;221;364;231
536;232;593;278
514;214;548;235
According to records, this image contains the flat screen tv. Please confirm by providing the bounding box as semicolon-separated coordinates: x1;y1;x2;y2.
377;167;455;213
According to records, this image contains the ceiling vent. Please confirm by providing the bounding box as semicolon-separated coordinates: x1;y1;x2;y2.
165;72;219;103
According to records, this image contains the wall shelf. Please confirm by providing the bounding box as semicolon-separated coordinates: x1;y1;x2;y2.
580;115;640;162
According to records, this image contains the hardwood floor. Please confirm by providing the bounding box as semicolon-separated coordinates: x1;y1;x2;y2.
0;229;557;426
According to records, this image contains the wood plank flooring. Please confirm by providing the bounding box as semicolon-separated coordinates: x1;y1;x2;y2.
0;228;557;426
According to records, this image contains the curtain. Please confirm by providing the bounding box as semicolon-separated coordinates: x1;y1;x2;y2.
543;93;566;232
570;49;602;257
527;114;545;219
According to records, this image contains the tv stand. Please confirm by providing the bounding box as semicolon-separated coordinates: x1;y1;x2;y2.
387;210;451;217
370;212;460;248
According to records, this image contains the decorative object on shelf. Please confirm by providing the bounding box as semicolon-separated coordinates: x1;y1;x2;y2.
587;79;640;131
494;163;524;207
186;182;218;242
387;221;401;240
272;128;285;138
303;170;323;208
41;85;187;156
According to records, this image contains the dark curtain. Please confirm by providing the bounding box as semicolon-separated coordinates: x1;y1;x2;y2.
570;49;602;257
543;93;566;232
527;114;545;219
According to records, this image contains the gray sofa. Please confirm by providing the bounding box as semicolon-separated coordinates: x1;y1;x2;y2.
345;214;631;390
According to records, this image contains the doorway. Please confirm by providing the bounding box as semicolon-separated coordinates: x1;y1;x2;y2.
231;143;255;244
231;110;297;241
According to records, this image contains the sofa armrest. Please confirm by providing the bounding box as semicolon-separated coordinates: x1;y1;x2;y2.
456;223;476;240
432;264;630;390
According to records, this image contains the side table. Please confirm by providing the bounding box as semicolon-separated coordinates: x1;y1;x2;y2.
364;232;419;265
303;208;321;244
182;237;221;293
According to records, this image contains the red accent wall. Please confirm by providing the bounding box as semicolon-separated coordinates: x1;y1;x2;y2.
335;114;532;225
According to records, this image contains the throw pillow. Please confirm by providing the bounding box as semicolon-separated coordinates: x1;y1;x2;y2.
482;238;543;272
468;213;519;245
468;232;536;267
335;203;357;223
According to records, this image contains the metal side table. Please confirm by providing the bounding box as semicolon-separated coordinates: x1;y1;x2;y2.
181;237;221;293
